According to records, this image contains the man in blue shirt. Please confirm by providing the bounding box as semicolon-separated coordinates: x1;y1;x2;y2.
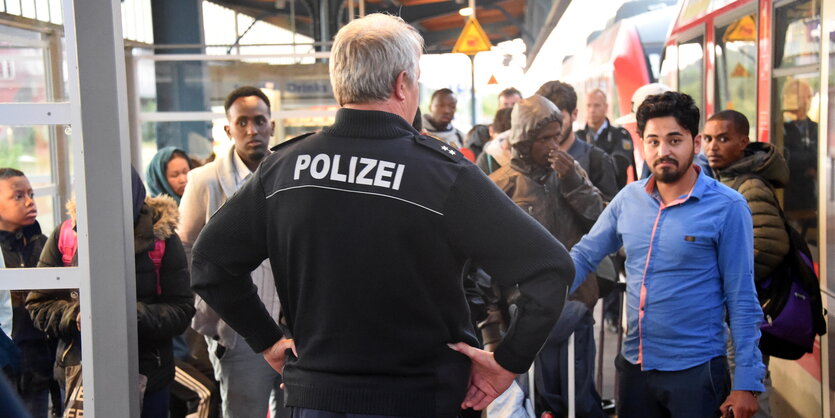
570;92;765;418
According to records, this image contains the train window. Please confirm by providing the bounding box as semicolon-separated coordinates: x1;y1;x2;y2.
774;0;821;68
772;74;820;250
677;36;704;119
714;14;757;137
677;0;711;25
658;44;677;88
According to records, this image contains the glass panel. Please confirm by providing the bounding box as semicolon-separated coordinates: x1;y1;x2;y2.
659;44;677;88
678;36;705;118
0;125;53;182
709;0;735;13
49;0;63;25
715;14;758;137
772;74;820;257
6;0;21;15
0;123;73;237
35;0;49;21
21;0;37;19
774;0;821;68
677;0;711;26
0;26;49;103
825;13;835;412
136;56;337;158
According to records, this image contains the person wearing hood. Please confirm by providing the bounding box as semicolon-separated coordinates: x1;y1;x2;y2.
703;110;789;418
488;96;607;417
26;167;195;417
146;147;192;205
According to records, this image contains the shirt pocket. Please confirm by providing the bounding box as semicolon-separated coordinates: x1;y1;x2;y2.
665;232;715;269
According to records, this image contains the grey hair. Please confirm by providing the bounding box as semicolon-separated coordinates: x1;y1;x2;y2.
329;13;424;106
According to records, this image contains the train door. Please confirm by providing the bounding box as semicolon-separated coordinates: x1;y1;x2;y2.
767;0;824;416
821;0;834;415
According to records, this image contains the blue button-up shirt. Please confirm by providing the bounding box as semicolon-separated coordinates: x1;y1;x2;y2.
570;167;766;391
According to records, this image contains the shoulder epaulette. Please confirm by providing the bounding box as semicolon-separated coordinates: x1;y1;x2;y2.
270;131;316;152
413;134;463;162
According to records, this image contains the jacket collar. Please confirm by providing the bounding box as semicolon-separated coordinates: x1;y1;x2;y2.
0;222;42;252
216;145;241;199
323;108;418;139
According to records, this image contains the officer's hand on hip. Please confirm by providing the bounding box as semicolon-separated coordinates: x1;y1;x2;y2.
262;337;297;378
720;390;758;418
448;342;516;411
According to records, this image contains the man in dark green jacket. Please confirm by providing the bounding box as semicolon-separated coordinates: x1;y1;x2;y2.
703;109;789;418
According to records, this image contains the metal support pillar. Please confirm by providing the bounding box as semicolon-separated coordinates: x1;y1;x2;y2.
46;30;72;220
65;0;140;416
470;54;477;126
319;0;330;51
150;0;209;156
469;0;477;126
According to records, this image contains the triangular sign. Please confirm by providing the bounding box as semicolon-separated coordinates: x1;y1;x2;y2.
730;62;751;78
487;74;498;85
452;17;492;55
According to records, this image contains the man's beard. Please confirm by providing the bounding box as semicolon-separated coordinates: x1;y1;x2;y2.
558;125;571;145
653;154;693;183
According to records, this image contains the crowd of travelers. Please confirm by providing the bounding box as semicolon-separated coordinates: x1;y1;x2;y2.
0;12;822;418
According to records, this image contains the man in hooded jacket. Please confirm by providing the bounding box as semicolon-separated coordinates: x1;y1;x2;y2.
489;95;607;417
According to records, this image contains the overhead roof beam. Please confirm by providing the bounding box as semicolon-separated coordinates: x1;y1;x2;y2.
525;0;571;68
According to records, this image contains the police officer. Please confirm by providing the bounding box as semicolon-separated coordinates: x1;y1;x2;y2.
190;13;573;418
576;88;636;189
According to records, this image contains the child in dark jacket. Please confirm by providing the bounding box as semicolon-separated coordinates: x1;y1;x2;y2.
0;167;52;418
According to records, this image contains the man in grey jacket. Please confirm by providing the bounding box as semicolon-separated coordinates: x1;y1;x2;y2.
178;86;285;418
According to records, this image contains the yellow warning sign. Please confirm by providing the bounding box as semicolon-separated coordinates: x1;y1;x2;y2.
452;17;492;55
723;15;756;42
487;74;498;85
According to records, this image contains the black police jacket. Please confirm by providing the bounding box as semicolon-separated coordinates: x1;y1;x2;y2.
577;119;636;190
191;108;573;417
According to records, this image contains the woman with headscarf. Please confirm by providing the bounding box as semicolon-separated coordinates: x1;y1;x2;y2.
147;148;221;417
146;147;192;205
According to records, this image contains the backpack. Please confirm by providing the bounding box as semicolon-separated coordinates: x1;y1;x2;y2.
731;174;826;359
57;219;166;295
